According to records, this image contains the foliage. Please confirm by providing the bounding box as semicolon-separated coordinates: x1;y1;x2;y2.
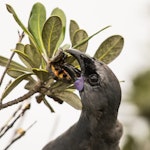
129;70;150;120
122;70;150;150
0;2;124;111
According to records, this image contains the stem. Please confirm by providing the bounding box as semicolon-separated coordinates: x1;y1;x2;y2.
4;133;25;150
0;103;30;138
0;105;22;134
0;52;15;86
73;25;111;49
4;121;36;150
0;90;36;110
0;31;25;86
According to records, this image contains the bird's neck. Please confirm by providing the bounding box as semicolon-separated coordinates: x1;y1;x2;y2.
80;108;117;130
76;108;120;144
74;104;122;148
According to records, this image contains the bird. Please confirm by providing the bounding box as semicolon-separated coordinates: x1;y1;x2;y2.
42;49;123;150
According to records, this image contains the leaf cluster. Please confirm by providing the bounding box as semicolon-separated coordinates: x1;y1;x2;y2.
0;2;124;110
129;70;150;120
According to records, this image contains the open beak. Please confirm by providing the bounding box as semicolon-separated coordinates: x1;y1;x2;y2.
66;49;96;91
66;49;95;76
66;49;85;74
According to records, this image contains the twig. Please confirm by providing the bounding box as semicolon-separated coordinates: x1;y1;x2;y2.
0;52;15;86
4;121;37;150
0;103;30;138
18;31;25;43
0;90;37;110
4;131;25;150
0;104;22;135
0;31;25;86
26;121;37;132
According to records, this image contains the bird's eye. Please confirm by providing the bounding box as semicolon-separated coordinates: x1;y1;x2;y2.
88;74;99;86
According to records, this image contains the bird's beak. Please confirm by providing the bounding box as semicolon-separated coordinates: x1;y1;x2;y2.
66;49;96;91
66;49;94;75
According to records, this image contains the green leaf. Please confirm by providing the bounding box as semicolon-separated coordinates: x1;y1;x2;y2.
51;8;66;26
24;78;37;90
72;29;88;52
15;43;26;66
16;43;25;52
7;69;26;78
54;91;82;110
51;8;66;53
14;50;36;68
129;70;150;119
94;35;124;64
42;16;62;58
0;55;29;71
6;4;37;49
73;25;111;49
1;73;32;101
24;44;41;68
43;97;55;112
68;29;88;65
28;2;46;53
51;81;71;92
69;20;79;43
32;68;49;81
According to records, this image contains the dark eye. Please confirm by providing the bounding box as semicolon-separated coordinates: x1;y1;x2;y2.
88;74;99;86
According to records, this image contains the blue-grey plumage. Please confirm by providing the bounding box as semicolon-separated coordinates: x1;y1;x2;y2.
43;49;123;150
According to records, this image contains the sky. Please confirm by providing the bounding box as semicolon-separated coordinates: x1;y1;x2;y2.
0;0;150;149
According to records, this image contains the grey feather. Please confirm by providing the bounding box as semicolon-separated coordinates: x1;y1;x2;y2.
43;49;123;150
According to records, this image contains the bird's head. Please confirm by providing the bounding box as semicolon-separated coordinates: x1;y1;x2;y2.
66;49;121;119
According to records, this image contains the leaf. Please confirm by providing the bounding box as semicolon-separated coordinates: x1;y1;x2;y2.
28;2;46;53
94;35;124;64
1;73;32;101
69;20;79;43
51;8;66;27
129;70;150;118
42;16;62;58
0;55;29;71
69;29;88;65
32;68;49;81
7;69;26;78
51;81;71;92
51;8;66;53
72;29;88;52
15;43;40;69
6;4;37;49
54;91;82;110
73;25;111;49
14;50;36;68
43;97;55;112
16;43;25;52
24;44;41;68
15;43;26;66
24;78;37;90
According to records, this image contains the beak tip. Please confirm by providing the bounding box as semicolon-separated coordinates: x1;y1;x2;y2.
66;49;81;55
66;49;91;76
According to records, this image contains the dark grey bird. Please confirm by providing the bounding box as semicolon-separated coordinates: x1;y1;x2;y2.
42;49;123;150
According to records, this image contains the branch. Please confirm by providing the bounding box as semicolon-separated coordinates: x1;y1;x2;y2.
0;103;30;138
0;90;37;110
0;105;22;135
4;131;25;150
0;31;25;86
4;121;36;150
